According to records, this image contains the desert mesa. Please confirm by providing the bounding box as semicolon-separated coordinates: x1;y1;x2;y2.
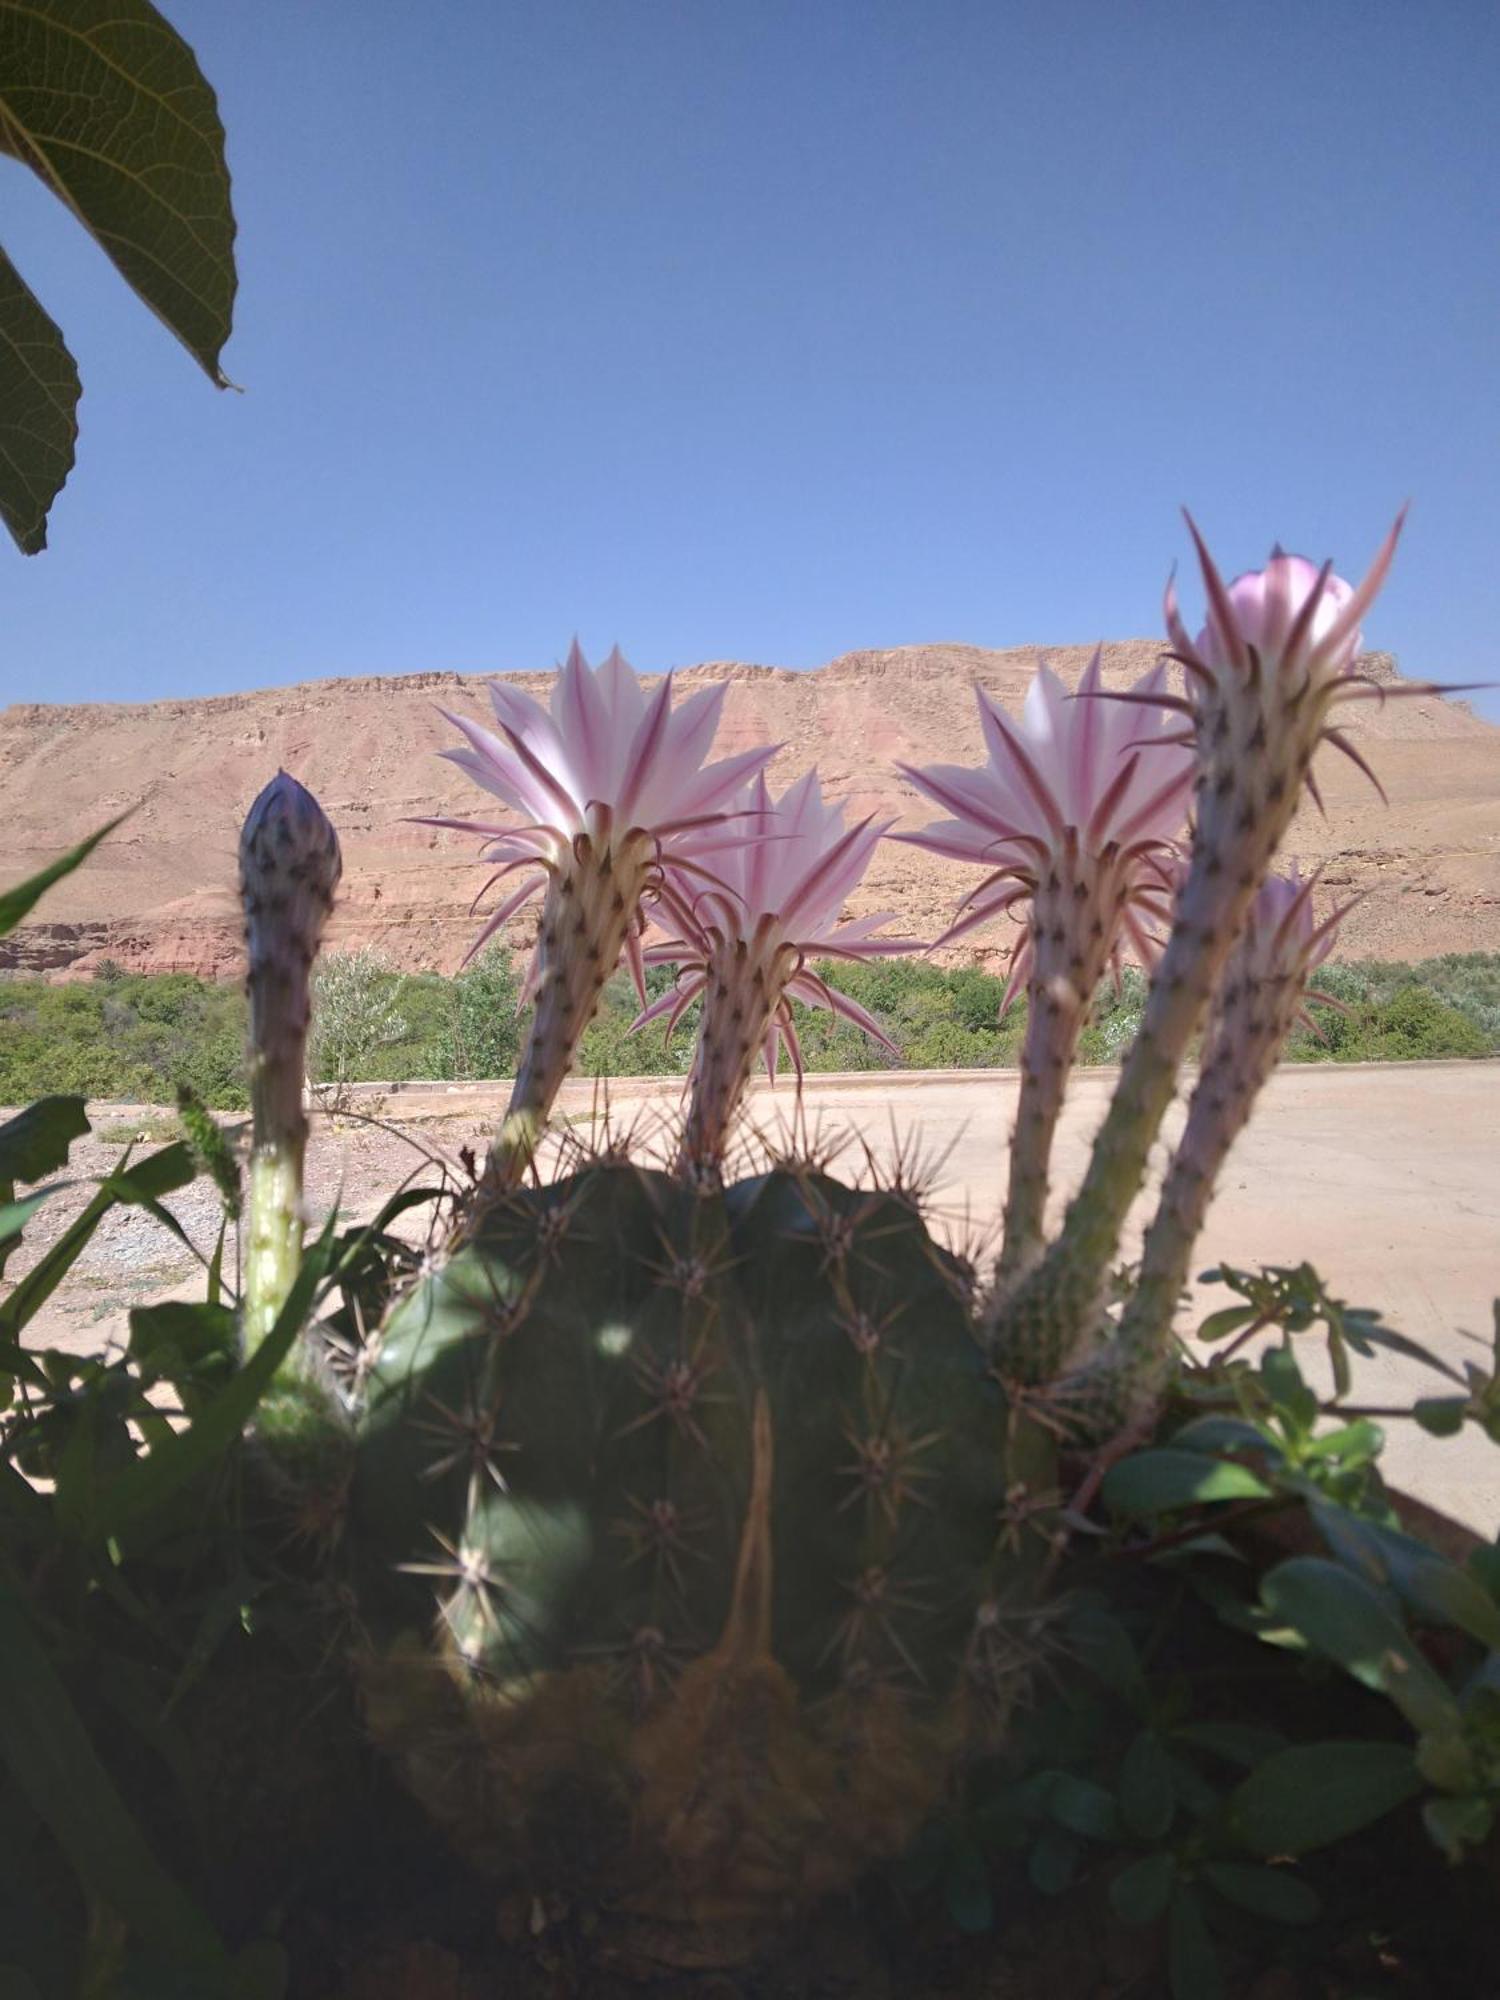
2;641;1497;980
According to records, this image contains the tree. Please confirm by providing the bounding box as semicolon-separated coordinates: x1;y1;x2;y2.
308;951;409;1100
0;0;237;552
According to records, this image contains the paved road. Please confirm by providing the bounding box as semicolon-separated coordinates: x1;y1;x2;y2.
526;1061;1500;1530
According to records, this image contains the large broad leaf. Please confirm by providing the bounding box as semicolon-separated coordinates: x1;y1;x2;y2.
1230;1739;1423;1855
0;0;235;378
0;0;236;551
0;816;128;937
0;1097;89;1183
0;244;78;552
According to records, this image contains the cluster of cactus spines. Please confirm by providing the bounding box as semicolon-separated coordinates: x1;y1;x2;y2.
239;771;341;1350
348;1152;1026;1918
429;641;779;1192
991;519;1404;1388
1110;868;1350;1405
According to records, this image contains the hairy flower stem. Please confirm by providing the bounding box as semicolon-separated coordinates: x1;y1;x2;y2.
1113;933;1314;1405
992;839;1129;1298
484;830;655;1194
996;660;1326;1383
679;921;797;1184
240;774;341;1353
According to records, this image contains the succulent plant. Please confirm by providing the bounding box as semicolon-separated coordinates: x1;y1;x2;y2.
259;521;1428;1949
239;770;341;1351
990;520;1405;1395
428;641;778;1189
901;651;1191;1296
344;1153;1040;1932
636;767;915;1180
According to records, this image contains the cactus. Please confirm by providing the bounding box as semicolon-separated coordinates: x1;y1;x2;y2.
344;1155;1038;1927
990;520;1405;1385
239;771;340;1351
426;641;778;1191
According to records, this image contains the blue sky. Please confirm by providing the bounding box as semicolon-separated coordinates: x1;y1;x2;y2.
3;0;1496;716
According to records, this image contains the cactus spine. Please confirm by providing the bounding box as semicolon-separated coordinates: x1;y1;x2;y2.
239;772;340;1351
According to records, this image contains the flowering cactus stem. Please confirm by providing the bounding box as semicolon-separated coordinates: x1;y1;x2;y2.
1110;873;1348;1409
486;826;656;1192
996;519;1401;1384
431;642;780;1197
240;773;341;1353
993;836;1136;1294
678;924;798;1183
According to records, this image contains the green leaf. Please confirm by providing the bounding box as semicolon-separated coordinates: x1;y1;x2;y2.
1170;1415;1279;1458
0;0;236;385
1422;1794;1492;1861
1311;1501;1500;1651
0;1096;89;1182
942;1838;993;1934
1260;1345;1317;1433
1044;1771;1121;1842
1230;1740;1422;1855
1196;1305;1257;1343
1168;1887;1224;2000
1200;1861;1318;1924
128;1299;237;1398
100;1217;336;1541
0;1140;195;1340
1109;1850;1175;1927
1028;1824;1080;1895
1303;1418;1384;1466
0;242;78;551
0;815;128;936
1120;1729;1176;1840
1172;1722;1288;1769
1414;1397;1467;1439
0;1190;50;1247
1102;1449;1273;1514
0;1580;232;1978
1260;1557;1459;1733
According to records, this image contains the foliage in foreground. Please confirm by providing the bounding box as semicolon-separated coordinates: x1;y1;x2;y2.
0;949;1493;1110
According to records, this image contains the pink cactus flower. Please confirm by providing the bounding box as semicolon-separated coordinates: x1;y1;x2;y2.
637;768;913;1174
426;641;779;1187
899;654;1192;1286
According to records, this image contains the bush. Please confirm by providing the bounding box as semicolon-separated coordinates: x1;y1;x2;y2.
0;949;1493;1108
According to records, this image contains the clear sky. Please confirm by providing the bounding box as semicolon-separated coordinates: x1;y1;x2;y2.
3;0;1496;716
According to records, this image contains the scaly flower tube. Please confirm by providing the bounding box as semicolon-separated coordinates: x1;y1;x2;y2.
636;768;912;1179
997;518;1403;1388
900;653;1191;1294
428;642;778;1188
1073;868;1351;1425
240;772;341;1351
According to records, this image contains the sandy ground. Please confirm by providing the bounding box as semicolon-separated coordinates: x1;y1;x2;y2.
11;1061;1498;1530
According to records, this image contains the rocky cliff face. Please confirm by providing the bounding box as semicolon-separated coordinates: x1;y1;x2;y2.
3;643;1497;980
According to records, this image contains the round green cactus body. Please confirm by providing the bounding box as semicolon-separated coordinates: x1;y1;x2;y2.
347;1158;1031;1930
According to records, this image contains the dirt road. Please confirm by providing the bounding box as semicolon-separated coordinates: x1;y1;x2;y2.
13;1061;1498;1528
